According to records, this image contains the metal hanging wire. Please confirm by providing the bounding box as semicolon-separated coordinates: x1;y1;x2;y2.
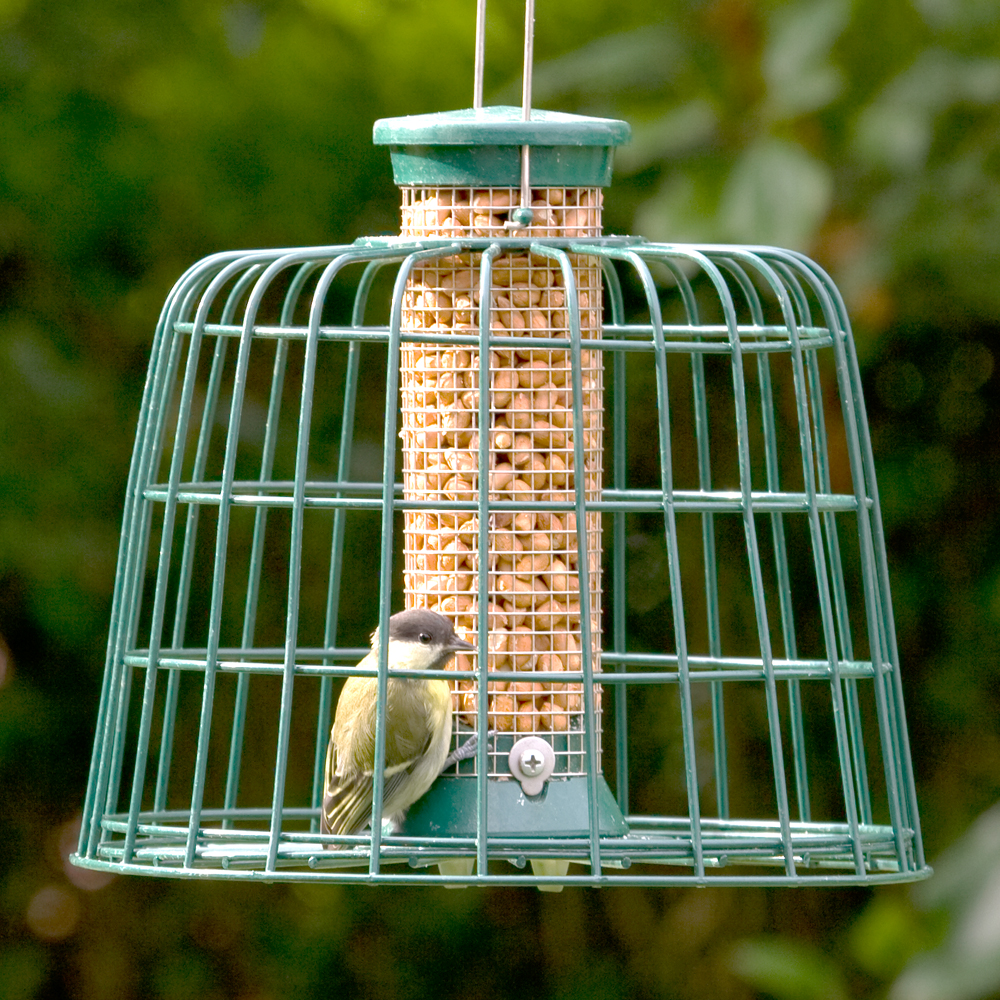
517;0;535;221
473;0;486;109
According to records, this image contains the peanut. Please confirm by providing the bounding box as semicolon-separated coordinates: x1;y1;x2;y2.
399;184;606;755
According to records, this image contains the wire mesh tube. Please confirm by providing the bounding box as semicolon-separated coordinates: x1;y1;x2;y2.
399;186;603;776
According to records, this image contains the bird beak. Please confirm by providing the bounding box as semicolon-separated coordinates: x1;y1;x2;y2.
450;635;476;652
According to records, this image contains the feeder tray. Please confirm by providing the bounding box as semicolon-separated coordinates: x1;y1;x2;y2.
72;7;926;889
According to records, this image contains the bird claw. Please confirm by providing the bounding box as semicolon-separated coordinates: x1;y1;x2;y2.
442;733;478;770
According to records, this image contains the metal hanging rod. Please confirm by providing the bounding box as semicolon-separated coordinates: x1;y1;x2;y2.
516;0;535;219
473;0;487;110
473;0;535;120
474;0;537;225
521;0;535;122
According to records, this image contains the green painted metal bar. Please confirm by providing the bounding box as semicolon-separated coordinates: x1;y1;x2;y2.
475;243;503;882
160;264;263;821
660;254;731;822
141;484;865;515
221;270;306;830
678;247;798;877
787;273;874;829
792;264;923;852
757;249;883;871
100;329;187;835
837;312;923;868
310;264;374;829
122;651;885;682
614;247;706;877
718;255;813;824
760;340;813;823
788;263;878;835
777;250;923;872
694;338;729;820
110;278;205;849
603;257;630;816
123;255;258;866
531;243;604;875
266;252;358;870
367;244;463;873
154;332;231;814
99;275;208;837
742;250;865;870
805;348;875;826
181;254;298;870
172;319;834;353
738;252;867;868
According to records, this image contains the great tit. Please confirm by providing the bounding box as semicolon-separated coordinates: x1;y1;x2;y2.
321;609;475;838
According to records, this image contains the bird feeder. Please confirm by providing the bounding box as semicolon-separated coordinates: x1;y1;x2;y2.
72;8;927;889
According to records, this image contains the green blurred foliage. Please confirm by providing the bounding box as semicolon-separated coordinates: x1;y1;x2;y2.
2;0;999;997
729;935;849;1000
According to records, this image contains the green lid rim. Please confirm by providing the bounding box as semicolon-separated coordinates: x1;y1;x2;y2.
386;143;619;187
374;105;631;149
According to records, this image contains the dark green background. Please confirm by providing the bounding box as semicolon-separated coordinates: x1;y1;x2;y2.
2;1;999;997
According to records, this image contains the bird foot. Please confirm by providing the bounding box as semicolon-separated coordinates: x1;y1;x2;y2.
442;733;478;770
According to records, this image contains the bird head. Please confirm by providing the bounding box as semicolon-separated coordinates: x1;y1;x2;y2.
369;609;475;671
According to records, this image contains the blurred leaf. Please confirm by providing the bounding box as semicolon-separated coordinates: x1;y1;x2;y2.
913;803;1000;914
719;139;833;249
729;935;849;1000
529;24;686;105
762;0;849;118
910;0;1000;33
549;957;633;1000
888;804;1000;1000
850;893;940;978
634;166;730;244
853;50;1000;170
614;100;718;173
0;0;29;27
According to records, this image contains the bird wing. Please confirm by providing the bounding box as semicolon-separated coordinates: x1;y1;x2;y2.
320;677;443;837
321;747;435;836
322;737;368;836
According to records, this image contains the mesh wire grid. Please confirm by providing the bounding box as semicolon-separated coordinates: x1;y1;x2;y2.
400;186;603;782
70;215;928;885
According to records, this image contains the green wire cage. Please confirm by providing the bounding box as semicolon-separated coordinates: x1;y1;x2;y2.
71;21;927;889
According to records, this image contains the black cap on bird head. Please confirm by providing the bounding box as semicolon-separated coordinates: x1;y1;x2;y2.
369;608;475;658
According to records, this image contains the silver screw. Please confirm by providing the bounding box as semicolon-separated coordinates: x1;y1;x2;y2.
520;748;545;777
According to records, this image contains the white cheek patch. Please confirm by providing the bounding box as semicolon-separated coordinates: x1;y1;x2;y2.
383;638;435;671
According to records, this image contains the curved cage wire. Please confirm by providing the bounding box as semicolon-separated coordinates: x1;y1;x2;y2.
71;232;927;887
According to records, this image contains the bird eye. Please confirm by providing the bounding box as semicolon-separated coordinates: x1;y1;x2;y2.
418;632;432;644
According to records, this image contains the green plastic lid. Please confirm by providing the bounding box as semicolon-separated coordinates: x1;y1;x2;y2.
373;106;631;187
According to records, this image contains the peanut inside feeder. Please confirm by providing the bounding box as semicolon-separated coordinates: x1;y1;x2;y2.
399;185;603;775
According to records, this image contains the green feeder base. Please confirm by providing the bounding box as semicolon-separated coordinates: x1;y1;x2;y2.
400;775;629;838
